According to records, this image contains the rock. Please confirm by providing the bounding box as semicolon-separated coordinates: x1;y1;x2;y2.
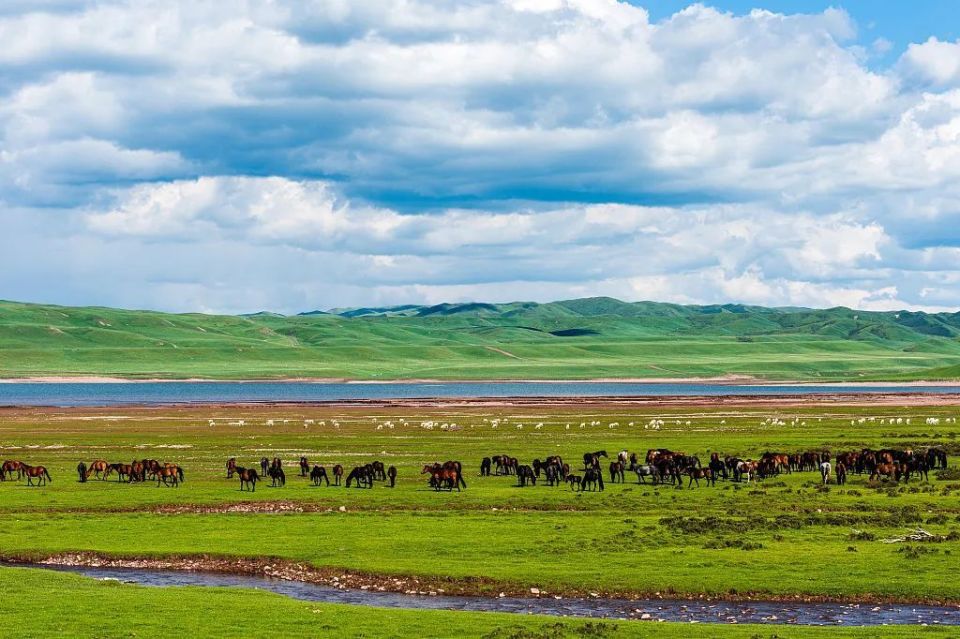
640;613;652;620
530;588;540;595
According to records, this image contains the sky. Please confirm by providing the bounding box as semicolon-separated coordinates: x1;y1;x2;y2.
2;1;960;314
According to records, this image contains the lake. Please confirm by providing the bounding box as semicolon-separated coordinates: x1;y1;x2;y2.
0;380;957;407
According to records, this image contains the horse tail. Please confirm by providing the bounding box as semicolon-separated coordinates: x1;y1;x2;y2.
44;468;52;482
178;467;184;482
597;473;605;491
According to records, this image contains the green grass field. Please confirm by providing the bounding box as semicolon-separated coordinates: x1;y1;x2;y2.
3;297;960;380
1;399;959;636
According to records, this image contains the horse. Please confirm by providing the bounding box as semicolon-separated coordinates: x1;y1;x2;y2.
346;466;373;488
310;465;329;486
583;450;607;470
387;465;397;488
156;465;184;487
580;468;605;492
236;467;259;492
21;464;52;486
687;467;715;488
371;461;387;481
480;457;492;476
835;461;847;485
107;463;133;483
2;460;24;480
618;450;629;468
76;461;87;483
609;461;625;483
332;464;344;486
268;465;286;487
517;464;537;487
421;464;461;492
226;457;237;479
86;459;109;481
819;461;832;485
633;464;658;484
709;453;727;480
299;456;309;477
260;457;270;476
870;462;900;483
926;447;948;470
544;464;562;486
130;460;146;482
142;459;161;480
566;474;582;491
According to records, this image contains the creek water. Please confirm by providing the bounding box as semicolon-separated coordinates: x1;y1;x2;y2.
23;564;960;626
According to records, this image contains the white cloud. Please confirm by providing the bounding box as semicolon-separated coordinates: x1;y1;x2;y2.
0;1;959;312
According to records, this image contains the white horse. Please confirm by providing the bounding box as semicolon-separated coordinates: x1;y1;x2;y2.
819;460;832;485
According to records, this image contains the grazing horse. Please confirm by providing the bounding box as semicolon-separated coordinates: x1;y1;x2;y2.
226;457;237;479
687;467;715;488
926;447;948;470
2;460;24;480
107;463;134;483
371;461;387;481
583;450;607;470
633;464;658;484
86;459;109;481
21;464;52;486
871;462;900;483
480;457;492;476
517;464;537;487
387;465;397;488
544;464;562;486
236;467;259;492
260;457;270;476
346;466;373;488
819;461;832;485
580;468;605;492
835;461;847;485
268;465;286;487
142;459;162;480
421;464;462;492
76;461;87;483
608;461;625;483
156;465;184;487
299;456;309;477
566;474;582;491
310;465;329;486
332;464;344;486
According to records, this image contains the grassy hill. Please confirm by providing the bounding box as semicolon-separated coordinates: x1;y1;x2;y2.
2;297;960;381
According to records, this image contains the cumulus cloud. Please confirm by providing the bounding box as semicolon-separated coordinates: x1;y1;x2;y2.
0;1;959;312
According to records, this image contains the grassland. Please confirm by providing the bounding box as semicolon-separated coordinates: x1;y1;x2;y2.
1;397;960;637
3;297;960;380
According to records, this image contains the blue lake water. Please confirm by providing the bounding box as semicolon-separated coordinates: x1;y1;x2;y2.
0;381;957;407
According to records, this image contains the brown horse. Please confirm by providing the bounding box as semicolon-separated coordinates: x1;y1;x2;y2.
421;464;462;492
235;466;258;492
299;456;309;477
155;465;184;487
226;457;237;478
21;464;52;486
2;460;24;480
332;464;344;486
107;463;134;482
86;459;109;480
871;462;900;482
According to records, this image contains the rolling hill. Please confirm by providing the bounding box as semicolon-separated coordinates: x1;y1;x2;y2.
2;297;960;381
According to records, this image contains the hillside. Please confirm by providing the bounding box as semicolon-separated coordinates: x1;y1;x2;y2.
2;297;960;381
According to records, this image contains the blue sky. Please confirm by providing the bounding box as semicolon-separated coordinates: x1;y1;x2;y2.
1;1;960;314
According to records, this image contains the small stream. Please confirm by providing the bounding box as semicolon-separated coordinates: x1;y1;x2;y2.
20;564;960;626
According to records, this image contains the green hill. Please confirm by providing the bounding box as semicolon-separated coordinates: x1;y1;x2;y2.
1;297;960;381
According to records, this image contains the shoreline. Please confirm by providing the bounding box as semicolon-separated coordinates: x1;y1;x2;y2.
2;374;960;387
5;552;959;608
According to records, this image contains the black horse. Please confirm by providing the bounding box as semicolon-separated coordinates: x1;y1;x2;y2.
310;465;329;486
76;461;87;483
480;457;492;476
580;468;605;492
517;464;537;487
268;465;285;487
583;450;607;470
566;474;582;491
346;465;374;488
387;465;397;488
260;457;270;476
371;461;387;481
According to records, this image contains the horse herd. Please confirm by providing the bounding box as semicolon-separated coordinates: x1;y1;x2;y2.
480;445;951;490
75;459;185;487
1;460;53;486
226;456;398;492
4;445;949;494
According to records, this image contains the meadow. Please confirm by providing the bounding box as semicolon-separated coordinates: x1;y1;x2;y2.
4;298;960;381
1;398;960;636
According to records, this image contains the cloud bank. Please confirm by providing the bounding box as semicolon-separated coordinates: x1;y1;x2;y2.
1;1;959;313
